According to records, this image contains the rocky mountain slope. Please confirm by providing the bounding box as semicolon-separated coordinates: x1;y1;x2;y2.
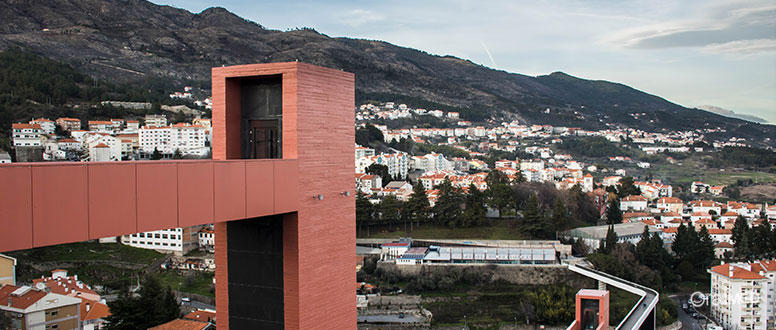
1;0;773;142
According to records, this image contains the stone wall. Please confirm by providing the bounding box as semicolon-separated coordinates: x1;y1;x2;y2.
379;262;594;288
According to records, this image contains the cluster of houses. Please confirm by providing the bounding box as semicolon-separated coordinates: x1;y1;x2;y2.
0;265;111;330
9;114;212;162
615;195;776;258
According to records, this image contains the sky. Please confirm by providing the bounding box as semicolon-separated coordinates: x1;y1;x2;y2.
152;0;776;124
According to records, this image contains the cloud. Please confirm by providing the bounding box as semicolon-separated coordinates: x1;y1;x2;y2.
701;39;776;55
336;9;386;28
605;1;776;53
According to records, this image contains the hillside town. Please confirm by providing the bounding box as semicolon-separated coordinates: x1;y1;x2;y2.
3;97;776;330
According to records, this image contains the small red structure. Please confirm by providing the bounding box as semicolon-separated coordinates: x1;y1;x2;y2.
570;289;609;330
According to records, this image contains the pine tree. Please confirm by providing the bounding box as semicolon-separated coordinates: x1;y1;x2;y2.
550;198;568;233
433;179;464;228
462;183;487;227
600;225;617;254
106;275;180;330
605;198;622;224
672;223;690;260
380;195;402;230
407;181;430;225
697;226;716;269
521;193;545;237
151;147;163;160
355;191;374;236
485;170;514;217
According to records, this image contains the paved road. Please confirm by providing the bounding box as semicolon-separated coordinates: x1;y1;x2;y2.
180;297;215;311
672;296;701;330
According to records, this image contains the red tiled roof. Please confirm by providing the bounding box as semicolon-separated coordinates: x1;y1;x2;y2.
80;299;111;321
147;319;210;330
12;123;41;129
622;195;647;202
710;264;764;280
0;285;47;310
183;310;216;323
708;229;732;235
715;242;733;248
657;197;682;204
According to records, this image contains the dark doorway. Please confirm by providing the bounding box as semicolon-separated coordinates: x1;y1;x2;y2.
240;75;282;159
249;119;280;159
226;215;284;329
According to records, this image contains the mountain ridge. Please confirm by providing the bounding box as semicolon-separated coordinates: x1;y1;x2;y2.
0;0;773;144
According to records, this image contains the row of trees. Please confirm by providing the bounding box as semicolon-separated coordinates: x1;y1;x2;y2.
357;169;602;239
731;216;776;260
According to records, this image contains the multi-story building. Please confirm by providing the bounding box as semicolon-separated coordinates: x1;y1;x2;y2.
355;145;375;159
144;114;167;127
0;284;82;330
55;118;81;132
198;226;215;251
620;195;648;211
709;260;776;330
11;123;42;147
87;121;113;133
656;197;684;214
30;118;55;135
139;124;208;157
120;226;203;255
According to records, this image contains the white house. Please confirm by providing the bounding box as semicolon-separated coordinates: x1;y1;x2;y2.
620;195;648;211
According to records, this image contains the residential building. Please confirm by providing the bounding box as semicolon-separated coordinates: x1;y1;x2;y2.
144;114;167;127
11;123;42;147
139;124;208;157
120;226;203;256
0;253;16;285
656;197;684;214
715;242;734;259
0;284;82;330
355;174;382;194
88;121;113;133
30;118;55;135
620;195;648;211
198;226;215;251
355;146;375;159
55;118;81;132
691;200;722;215
80;300;110;330
709;260;776;330
32;269;100;302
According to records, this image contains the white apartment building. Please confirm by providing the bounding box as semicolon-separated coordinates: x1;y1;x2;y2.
412;153;450;173
82;133;121;162
139;124;208;156
11;123;42;147
198;226;214;250
355;146;375;159
709;260;776;330
144;114;167;127
88;121;113;133
620;195;648;211
120;226;202;256
30;118;55;135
